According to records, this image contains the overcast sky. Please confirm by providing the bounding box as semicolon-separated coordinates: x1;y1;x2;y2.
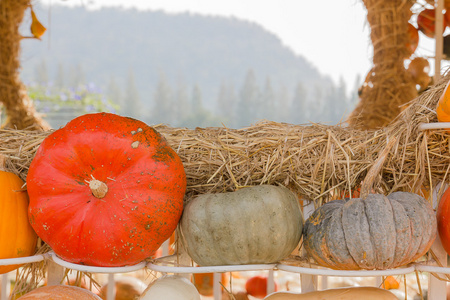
38;0;442;89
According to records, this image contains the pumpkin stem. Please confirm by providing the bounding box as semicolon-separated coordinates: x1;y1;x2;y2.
360;136;397;200
87;176;108;198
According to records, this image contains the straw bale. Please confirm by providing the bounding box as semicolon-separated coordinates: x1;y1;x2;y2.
348;0;418;130
0;71;448;208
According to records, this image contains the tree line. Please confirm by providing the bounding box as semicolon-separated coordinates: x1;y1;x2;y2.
31;61;360;129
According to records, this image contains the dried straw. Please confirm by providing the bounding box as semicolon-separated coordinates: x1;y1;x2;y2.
348;0;418;129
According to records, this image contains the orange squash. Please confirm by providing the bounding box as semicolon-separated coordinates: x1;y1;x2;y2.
0;170;37;274
18;285;101;299
437;80;450;122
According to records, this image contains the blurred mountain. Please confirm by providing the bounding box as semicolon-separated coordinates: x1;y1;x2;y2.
20;4;353;127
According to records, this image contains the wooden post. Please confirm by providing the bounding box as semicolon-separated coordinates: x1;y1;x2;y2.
107;273;115;300
435;0;444;82
213;272;221;300
1;273;9;300
47;260;65;286
428;237;447;300
301;201;318;292
267;269;276;294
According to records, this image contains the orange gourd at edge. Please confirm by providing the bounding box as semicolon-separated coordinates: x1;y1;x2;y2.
437;80;450;122
0;170;37;274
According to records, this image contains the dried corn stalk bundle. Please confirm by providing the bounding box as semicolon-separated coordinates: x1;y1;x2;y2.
348;0;418;130
0;0;49;130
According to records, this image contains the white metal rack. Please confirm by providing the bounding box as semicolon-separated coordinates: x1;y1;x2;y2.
0;250;449;300
1;117;450;300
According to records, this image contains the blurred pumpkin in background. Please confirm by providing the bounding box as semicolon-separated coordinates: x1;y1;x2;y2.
417;8;447;38
406;57;431;91
406;23;419;56
98;276;146;300
245;275;278;299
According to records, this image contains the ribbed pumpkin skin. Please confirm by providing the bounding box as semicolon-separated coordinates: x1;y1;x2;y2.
0;171;37;274
180;185;303;266
303;192;436;270
19;285;101;299
27;113;186;267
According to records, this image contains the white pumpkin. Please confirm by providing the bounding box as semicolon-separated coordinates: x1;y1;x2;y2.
140;275;200;300
180;185;303;266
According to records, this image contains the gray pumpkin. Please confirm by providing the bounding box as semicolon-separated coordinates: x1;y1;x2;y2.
303;192;437;270
180;185;303;266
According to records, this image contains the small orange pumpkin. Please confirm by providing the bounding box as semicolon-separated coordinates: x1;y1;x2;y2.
0;170;37;274
382;276;400;290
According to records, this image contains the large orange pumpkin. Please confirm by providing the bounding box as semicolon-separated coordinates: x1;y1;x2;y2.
0;170;37;274
27;113;186;267
18;285;101;299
